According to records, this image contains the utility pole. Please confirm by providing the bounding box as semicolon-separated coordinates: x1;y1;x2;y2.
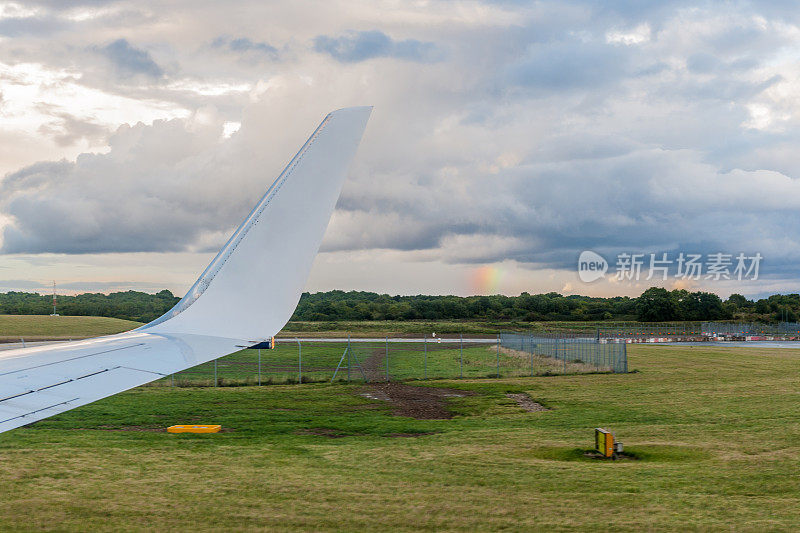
50;281;59;316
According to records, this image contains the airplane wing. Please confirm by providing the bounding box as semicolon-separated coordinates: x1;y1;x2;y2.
0;106;372;435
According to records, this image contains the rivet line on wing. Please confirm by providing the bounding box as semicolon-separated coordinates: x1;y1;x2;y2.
0;397;80;425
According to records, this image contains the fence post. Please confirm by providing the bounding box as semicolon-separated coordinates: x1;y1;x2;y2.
385;335;389;382
258;348;262;386
297;337;302;384
529;333;534;377
496;333;500;378
214;358;218;387
562;339;566;374
459;333;463;378
170;374;174;387
424;334;428;379
347;337;351;383
622;343;628;373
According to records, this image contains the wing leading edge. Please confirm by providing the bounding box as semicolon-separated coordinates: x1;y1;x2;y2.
0;106;372;435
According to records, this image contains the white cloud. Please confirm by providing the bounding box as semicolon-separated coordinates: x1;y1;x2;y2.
0;2;39;20
606;23;651;45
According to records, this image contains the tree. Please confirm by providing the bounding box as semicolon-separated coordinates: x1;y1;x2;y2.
636;288;678;321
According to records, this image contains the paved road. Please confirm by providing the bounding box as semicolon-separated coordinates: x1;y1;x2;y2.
6;338;800;352
0;337;497;352
276;337;496;344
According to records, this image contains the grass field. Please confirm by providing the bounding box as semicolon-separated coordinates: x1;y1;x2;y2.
0;315;143;341
2;344;799;530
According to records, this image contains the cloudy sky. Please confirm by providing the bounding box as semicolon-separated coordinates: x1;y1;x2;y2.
0;0;799;299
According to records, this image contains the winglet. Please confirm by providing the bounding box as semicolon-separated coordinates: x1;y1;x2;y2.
143;106;372;341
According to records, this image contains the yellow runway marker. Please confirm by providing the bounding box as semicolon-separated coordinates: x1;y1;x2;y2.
167;425;221;434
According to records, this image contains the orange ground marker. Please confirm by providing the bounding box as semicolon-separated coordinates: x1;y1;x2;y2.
167;425;221;434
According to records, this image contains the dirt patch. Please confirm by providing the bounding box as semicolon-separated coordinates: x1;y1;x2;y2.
506;393;548;412
362;348;387;382
359;382;474;419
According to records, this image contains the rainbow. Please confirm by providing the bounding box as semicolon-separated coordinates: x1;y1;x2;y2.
470;265;502;294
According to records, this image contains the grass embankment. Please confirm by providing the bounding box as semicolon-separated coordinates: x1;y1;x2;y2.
2;345;800;530
0;315;142;342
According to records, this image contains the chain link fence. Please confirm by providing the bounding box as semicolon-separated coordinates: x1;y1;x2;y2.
597;323;703;338
499;333;628;374
150;333;628;387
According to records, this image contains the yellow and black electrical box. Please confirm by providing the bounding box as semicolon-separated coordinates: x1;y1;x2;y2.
595;428;614;458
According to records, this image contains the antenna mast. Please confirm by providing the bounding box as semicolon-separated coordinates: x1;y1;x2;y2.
51;281;59;316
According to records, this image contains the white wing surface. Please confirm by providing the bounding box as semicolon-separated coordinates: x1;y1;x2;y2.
0;106;372;435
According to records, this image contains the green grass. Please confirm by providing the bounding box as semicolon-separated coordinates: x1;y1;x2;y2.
2;344;800;530
0;315;142;340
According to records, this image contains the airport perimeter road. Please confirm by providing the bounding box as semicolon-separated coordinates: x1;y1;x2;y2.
8;339;800;351
276;337;498;344
0;337;499;352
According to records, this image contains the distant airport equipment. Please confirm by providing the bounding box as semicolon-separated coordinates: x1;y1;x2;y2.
167;425;221;434
0;106;372;435
595;428;623;459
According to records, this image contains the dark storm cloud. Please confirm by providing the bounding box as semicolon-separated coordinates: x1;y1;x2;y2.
0;117;244;254
313;30;439;63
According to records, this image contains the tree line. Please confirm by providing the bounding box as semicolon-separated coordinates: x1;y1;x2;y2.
0;287;797;323
291;288;797;323
0;290;180;323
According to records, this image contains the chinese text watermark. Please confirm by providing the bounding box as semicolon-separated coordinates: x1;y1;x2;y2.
578;251;762;283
